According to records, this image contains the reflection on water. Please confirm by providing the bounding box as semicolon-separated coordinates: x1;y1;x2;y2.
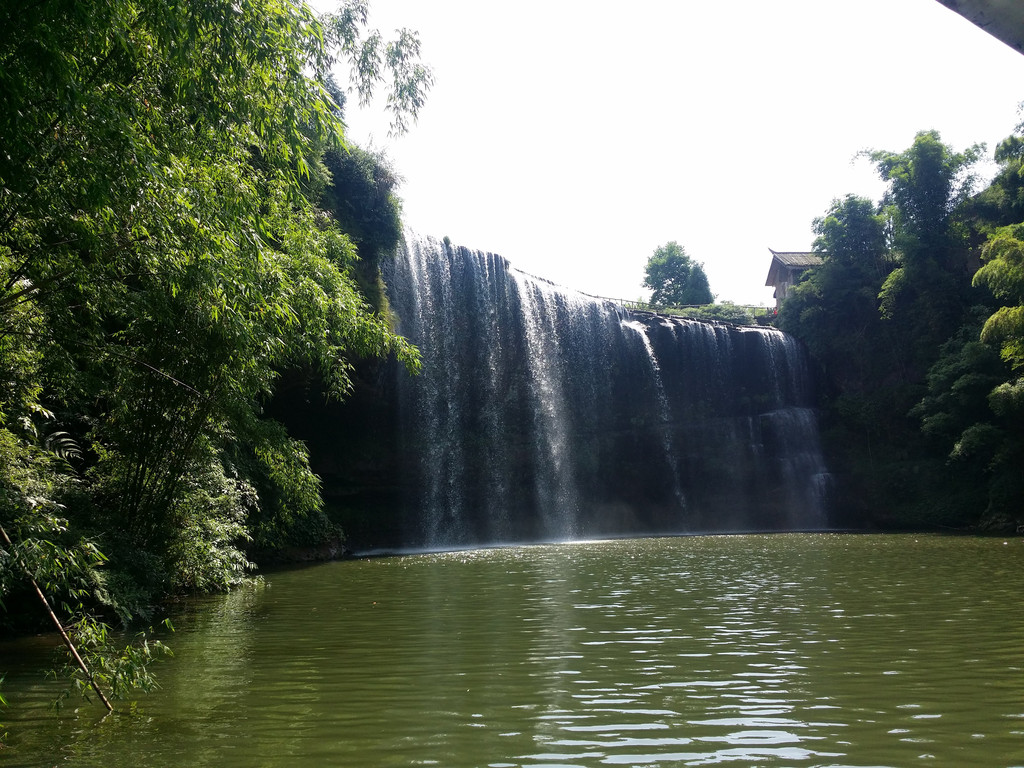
2;534;1024;767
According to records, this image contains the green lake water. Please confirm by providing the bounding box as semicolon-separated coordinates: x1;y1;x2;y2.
2;533;1023;767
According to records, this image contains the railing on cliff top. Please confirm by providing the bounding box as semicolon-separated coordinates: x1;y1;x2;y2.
607;298;775;315
510;266;777;325
587;294;778;325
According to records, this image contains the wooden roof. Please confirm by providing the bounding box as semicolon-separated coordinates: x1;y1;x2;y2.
769;250;823;268
765;249;823;287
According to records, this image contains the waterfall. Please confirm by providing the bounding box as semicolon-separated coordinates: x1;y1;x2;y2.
387;234;829;548
622;319;686;509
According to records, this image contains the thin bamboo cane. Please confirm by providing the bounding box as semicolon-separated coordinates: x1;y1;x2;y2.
0;524;114;713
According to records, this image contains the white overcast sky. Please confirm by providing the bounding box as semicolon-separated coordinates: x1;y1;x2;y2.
320;0;1024;306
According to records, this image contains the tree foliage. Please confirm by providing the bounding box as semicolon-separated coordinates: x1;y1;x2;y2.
642;242;713;307
0;0;430;707
869;131;984;355
974;224;1024;372
779;195;896;392
778;129;1024;530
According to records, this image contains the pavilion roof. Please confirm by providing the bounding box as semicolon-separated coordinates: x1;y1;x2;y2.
765;249;824;287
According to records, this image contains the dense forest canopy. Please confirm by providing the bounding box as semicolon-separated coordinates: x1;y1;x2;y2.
777;128;1024;531
0;0;429;704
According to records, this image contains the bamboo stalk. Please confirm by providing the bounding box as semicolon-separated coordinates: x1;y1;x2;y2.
0;524;113;713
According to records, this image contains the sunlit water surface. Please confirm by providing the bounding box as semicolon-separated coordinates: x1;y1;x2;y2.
2;534;1023;767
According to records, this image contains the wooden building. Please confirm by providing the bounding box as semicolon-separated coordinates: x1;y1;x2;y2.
765;249;823;308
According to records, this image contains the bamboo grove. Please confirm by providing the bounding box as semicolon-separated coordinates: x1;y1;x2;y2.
0;0;429;699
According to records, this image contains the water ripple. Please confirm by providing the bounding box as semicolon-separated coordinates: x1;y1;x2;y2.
3;534;1024;767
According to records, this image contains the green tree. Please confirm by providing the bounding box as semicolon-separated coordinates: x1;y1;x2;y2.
776;195;919;525
975;224;1024;373
910;313;1021;528
965;223;1024;527
964;131;1024;231
0;0;420;585
778;195;895;391
874;130;1024;529
0;0;430;705
869;130;984;358
642;242;713;307
779;131;1024;531
930;126;1024;529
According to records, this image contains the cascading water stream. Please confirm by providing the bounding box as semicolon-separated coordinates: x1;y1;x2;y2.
513;276;581;539
387;233;830;548
622;319;686;509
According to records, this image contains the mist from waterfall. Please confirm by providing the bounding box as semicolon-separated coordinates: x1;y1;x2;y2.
387;234;830;548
